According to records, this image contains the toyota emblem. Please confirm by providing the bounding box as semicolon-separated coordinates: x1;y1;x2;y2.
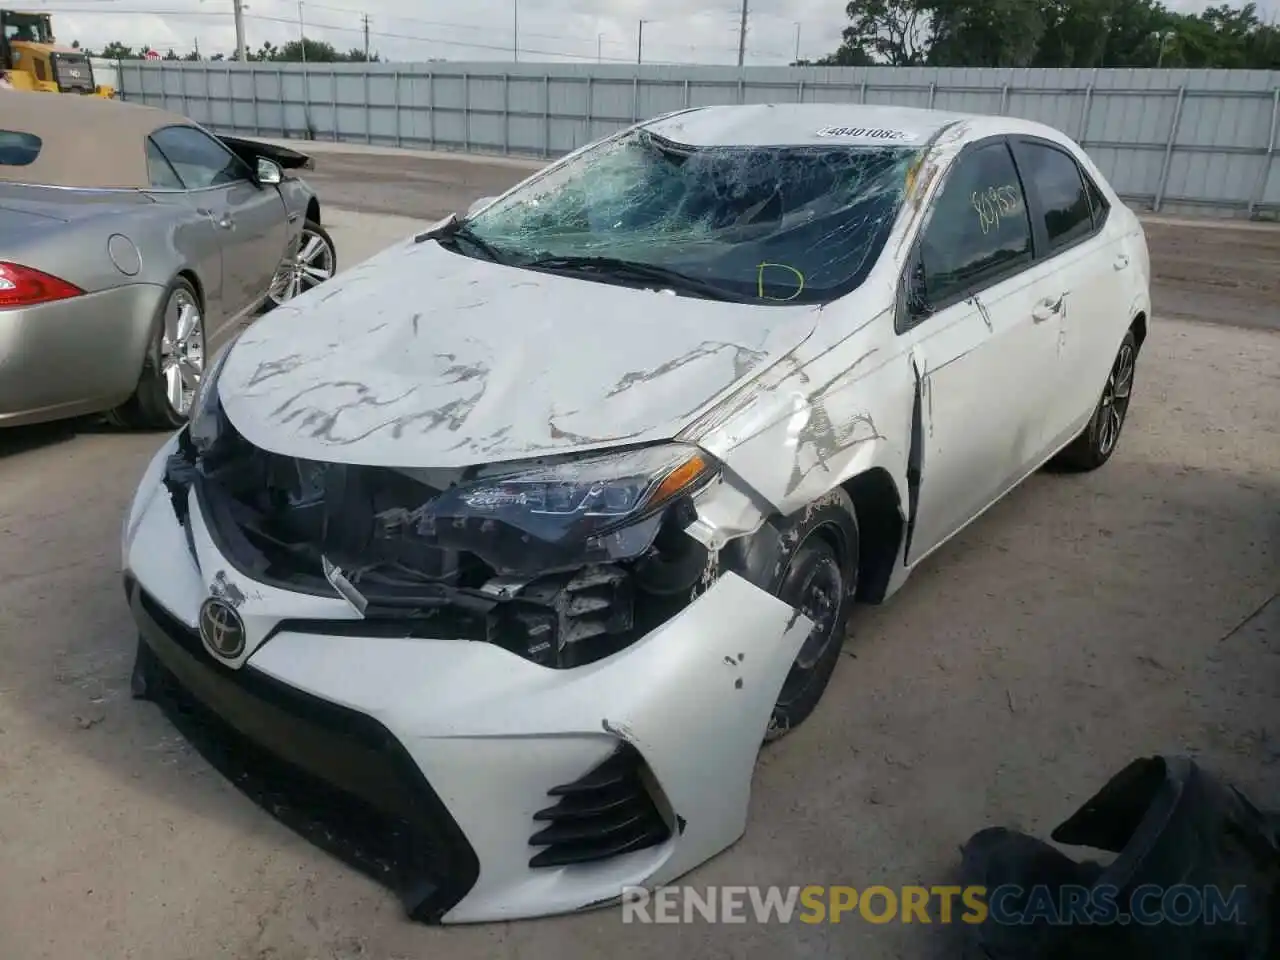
198;598;246;659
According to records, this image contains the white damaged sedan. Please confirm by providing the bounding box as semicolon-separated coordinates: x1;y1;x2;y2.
121;103;1151;923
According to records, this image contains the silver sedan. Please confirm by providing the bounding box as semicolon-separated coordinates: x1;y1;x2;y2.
0;92;337;429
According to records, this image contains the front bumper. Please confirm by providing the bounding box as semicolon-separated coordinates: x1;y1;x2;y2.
122;434;812;923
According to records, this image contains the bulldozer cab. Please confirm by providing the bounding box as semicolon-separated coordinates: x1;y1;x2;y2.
0;10;109;95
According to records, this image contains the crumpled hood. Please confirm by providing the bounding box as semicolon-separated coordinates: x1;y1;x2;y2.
219;237;820;468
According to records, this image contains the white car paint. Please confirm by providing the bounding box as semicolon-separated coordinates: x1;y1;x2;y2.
121;102;1151;923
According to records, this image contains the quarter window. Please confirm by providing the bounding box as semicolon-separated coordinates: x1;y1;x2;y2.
145;139;184;190
1019;142;1094;251
917;141;1032;309
149;125;248;190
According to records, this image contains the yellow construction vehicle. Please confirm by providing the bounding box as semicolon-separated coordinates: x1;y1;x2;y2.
0;10;115;97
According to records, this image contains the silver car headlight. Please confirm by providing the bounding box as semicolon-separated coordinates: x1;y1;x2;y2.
188;335;238;452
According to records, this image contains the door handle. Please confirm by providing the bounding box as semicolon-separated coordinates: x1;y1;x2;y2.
1113;253;1130;271
196;208;234;230
1032;292;1068;322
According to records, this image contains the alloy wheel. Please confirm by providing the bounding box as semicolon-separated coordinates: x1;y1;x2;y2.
159;287;204;417
1097;341;1135;457
269;225;335;305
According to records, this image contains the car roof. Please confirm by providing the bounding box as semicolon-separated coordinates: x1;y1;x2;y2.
643;104;973;149
0;93;197;189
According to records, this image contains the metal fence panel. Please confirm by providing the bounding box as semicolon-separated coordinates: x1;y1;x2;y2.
92;58;1280;218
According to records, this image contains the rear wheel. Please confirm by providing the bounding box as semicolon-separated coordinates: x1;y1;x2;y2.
1052;329;1138;472
266;219;336;307
107;277;204;430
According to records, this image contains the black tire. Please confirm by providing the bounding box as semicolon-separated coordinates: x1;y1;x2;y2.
264;218;337;310
107;276;205;431
1052;329;1139;472
764;491;859;742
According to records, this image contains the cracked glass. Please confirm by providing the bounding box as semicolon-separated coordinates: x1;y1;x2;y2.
462;129;920;305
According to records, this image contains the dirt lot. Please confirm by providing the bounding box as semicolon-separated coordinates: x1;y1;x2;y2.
0;158;1278;960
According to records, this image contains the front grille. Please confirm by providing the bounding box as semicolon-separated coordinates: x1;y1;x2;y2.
529;743;672;868
129;582;480;922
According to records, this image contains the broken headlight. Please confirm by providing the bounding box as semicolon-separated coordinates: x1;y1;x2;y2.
187;334;239;453
379;444;717;575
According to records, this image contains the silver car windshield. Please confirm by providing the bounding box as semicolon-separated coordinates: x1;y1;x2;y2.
462;129;919;305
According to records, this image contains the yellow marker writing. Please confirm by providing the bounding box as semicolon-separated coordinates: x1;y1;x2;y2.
757;262;805;301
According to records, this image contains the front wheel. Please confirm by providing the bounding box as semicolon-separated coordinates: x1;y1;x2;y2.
266;219;336;308
764;492;859;742
1052;329;1138;472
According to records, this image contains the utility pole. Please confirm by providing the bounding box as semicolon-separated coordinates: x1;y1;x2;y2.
194;35;200;59
794;22;801;62
298;1;306;64
513;0;519;62
637;19;644;64
597;32;603;63
362;13;369;60
232;0;246;62
736;0;748;67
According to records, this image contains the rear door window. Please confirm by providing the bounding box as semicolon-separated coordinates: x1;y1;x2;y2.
1016;142;1095;252
0;131;41;167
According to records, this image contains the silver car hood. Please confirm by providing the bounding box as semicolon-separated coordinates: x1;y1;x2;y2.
219;237;820;468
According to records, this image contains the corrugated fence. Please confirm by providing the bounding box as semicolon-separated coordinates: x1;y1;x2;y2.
93;59;1280;219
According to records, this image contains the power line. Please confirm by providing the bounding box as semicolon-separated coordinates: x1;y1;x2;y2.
38;0;796;58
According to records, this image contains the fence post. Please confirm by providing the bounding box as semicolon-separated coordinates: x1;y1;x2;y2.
1078;81;1094;144
463;71;470;153
1248;86;1280;219
330;69;338;141
859;78;867;103
250;64;260;135
998;82;1009;115
587;75;595;143
504;73;511;155
364;69;371;143
684;78;691;107
631;75;639;123
226;63;234;131
428;71;435;149
544;73;551;159
136;60;143;103
179;61;187;117
797;78;804;103
393;70;401;147
1154;84;1186;213
927;80;936;109
301;65;311;138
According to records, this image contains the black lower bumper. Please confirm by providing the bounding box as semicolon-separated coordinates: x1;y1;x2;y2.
126;578;480;922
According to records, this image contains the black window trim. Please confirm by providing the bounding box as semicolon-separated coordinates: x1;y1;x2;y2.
148;122;253;192
1007;135;1109;263
895;135;1038;335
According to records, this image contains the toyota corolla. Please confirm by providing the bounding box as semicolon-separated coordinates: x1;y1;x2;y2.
120;103;1151;924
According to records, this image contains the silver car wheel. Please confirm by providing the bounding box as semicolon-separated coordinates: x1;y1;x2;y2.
269;224;335;305
159;287;204;417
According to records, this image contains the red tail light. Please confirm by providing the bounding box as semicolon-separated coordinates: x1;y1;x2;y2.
0;261;85;309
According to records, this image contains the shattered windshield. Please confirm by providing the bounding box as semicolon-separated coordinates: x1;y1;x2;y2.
460;129;919;305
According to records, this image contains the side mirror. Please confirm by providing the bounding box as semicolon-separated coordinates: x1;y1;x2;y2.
255;157;283;185
466;195;497;218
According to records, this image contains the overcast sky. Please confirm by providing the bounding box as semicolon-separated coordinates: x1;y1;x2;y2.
31;0;1280;63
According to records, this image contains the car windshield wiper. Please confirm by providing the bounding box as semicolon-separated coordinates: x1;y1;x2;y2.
416;216;508;264
521;255;747;302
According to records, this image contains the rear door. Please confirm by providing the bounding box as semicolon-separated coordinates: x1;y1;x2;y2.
149;124;288;330
898;137;1061;563
1009;136;1128;452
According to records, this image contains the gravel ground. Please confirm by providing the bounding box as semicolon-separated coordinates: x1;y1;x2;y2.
0;157;1277;960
